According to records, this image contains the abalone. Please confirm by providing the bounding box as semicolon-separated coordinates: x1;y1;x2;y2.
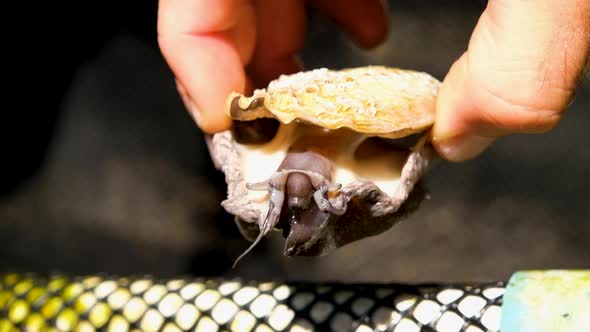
207;66;441;266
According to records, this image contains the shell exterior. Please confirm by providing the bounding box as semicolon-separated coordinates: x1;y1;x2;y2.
211;66;441;258
228;66;441;138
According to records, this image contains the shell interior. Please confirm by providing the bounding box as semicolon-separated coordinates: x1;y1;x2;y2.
237;123;410;203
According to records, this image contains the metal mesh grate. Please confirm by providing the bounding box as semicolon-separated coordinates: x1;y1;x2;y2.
0;273;504;331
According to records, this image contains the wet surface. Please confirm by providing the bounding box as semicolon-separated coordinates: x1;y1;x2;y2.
1;1;588;282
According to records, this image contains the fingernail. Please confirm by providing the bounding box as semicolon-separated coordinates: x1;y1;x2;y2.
185;97;204;127
435;135;495;162
176;80;203;127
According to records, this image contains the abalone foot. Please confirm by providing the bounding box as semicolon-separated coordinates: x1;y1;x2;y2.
233;181;428;257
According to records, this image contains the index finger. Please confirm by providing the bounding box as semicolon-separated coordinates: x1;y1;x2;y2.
158;0;253;133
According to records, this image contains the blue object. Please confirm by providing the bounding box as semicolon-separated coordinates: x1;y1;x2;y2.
501;270;590;332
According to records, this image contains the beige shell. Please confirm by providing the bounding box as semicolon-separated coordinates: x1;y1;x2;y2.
209;66;441;264
228;66;440;138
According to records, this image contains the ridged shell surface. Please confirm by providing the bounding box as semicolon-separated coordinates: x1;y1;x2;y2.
230;66;441;138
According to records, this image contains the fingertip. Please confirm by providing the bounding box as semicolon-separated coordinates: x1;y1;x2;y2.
432;55;470;143
249;54;303;87
431;54;496;162
311;0;390;50
158;0;254;135
433;135;495;162
249;0;305;86
175;79;233;134
351;3;390;49
191;108;233;134
351;20;389;49
165;36;244;134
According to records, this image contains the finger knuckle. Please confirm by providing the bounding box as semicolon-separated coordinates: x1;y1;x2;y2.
478;83;567;133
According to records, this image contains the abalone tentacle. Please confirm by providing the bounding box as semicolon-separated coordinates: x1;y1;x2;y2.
233;172;289;268
312;182;346;215
279;169;347;215
245;169;345;223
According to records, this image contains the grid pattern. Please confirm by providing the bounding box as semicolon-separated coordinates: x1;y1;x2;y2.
0;273;504;332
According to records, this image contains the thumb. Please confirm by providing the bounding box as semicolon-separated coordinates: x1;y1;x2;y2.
432;0;590;162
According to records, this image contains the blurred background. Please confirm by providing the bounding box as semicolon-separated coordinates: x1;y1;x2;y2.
2;0;588;283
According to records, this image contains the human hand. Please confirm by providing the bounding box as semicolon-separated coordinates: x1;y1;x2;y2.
157;0;389;134
158;0;590;162
432;0;590;161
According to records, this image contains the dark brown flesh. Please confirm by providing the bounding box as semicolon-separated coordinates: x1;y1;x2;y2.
232;148;340;266
278;150;333;255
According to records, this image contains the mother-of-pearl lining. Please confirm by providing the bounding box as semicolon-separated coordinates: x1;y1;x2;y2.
236;123;407;204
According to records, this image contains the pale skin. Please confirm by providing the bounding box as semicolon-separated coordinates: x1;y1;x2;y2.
158;0;590;162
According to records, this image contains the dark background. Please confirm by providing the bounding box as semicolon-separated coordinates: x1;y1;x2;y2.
2;1;588;283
